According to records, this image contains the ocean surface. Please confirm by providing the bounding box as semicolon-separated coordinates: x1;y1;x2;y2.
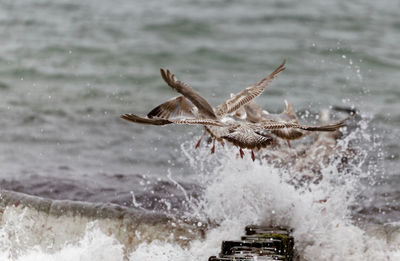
0;0;400;260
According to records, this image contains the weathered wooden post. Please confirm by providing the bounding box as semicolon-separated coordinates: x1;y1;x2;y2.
209;225;294;261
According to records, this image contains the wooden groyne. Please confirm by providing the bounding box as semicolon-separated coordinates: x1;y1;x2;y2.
208;225;294;261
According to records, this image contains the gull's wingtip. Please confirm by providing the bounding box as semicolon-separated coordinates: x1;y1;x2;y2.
120;114;133;121
272;59;286;74
120;113;173;125
120;113;140;121
281;59;286;70
160;68;166;77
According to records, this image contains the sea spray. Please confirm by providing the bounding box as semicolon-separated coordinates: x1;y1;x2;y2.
0;116;399;260
156;114;400;260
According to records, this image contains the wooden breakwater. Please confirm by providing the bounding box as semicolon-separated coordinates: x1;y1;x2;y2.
208;225;294;261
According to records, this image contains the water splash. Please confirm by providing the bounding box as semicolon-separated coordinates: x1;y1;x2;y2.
0;115;399;260
164;114;400;260
124;116;400;260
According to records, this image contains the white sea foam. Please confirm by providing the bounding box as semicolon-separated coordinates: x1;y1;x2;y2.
0;222;125;261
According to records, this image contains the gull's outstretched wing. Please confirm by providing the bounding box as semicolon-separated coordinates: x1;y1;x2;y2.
121;114;225;127
147;95;196;119
120;114;172;125
294;117;349;131
270;128;305;140
169;118;226;127
160;69;217;119
215;60;286;116
255;116;349;131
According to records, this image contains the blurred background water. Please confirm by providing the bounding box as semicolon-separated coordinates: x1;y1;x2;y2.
0;0;399;259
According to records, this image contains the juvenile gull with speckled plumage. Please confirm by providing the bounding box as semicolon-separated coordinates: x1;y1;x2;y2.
121;61;349;161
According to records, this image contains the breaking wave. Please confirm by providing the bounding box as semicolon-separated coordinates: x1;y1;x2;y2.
0;115;399;261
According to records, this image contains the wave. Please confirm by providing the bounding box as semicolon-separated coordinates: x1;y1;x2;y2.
0;190;206;260
1;115;400;260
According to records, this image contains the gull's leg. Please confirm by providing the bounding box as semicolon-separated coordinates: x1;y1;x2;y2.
195;129;207;149
219;139;225;147
211;138;216;154
251;150;255;162
287;140;291;148
195;139;202;149
239;148;244;159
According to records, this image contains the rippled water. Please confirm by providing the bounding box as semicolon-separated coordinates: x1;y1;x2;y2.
0;0;400;260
